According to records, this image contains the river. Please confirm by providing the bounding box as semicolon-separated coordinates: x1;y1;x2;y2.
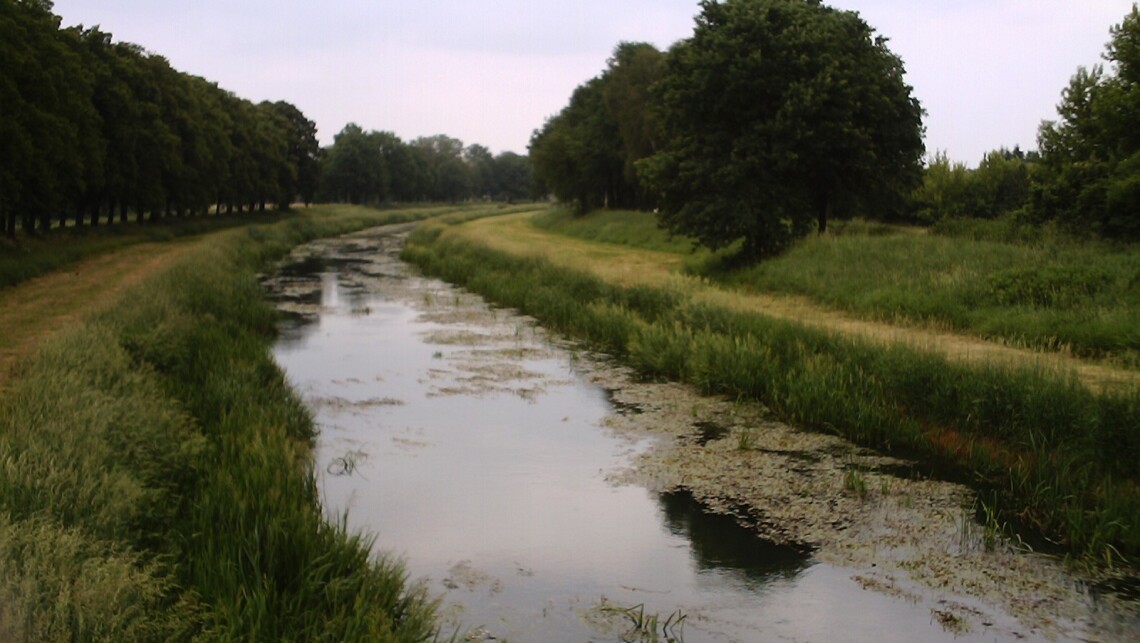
265;224;1136;642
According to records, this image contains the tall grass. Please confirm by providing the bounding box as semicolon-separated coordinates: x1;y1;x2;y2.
531;208;702;254
404;227;1140;563
714;226;1140;365
0;204;484;641
530;209;1140;365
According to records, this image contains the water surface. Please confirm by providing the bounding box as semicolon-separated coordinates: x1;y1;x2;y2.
268;229;1067;642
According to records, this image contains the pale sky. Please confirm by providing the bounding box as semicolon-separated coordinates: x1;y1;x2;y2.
51;1;1136;166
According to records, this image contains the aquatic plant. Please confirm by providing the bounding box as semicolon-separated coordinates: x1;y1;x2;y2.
600;602;687;643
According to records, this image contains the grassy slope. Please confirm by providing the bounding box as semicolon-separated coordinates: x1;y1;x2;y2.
0;204;519;641
404;212;1140;565
533;208;1140;367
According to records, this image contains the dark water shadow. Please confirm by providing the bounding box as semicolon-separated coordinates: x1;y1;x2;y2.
658;489;810;584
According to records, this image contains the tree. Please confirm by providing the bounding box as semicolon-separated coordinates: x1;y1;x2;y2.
1032;5;1140;239
269;101;320;206
530;76;625;212
319;123;388;204
490;152;533;201
412;135;471;202
529;42;662;212
464;144;495;199
639;0;925;257
603;42;665;204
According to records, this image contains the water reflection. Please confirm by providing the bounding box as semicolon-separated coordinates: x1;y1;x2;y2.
658;490;807;586
266;232;1055;643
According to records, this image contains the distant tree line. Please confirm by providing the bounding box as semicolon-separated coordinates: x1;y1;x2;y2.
531;0;1140;253
317;125;533;205
0;0;536;241
915;2;1139;242
0;0;321;239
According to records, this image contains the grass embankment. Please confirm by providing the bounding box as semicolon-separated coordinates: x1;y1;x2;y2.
403;216;1140;566
0;210;311;291
533;208;1140;367
0;203;516;641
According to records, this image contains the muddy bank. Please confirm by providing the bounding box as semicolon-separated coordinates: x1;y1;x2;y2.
266;224;1138;641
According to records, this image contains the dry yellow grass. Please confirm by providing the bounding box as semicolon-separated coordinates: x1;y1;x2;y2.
453;211;1139;393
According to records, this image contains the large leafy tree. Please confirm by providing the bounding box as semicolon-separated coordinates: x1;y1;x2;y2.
640;0;924;257
1032;5;1140;239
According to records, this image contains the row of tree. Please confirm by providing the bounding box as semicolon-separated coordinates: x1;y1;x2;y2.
1;0;323;238
531;0;1140;253
317;125;533;205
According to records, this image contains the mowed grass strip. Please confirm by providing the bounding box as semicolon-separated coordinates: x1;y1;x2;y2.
405;218;1140;564
456;210;1140;394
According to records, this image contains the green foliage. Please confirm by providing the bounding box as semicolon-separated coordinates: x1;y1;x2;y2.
529;42;664;212
1032;6;1140;239
911;149;1032;223
641;0;925;256
720;229;1140;362
405;228;1140;561
318;126;532;205
0;206;447;640
0;0;322;238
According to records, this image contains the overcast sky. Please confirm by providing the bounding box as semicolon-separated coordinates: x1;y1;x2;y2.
51;0;1136;165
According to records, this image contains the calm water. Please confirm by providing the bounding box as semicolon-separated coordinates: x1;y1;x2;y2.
267;229;1056;642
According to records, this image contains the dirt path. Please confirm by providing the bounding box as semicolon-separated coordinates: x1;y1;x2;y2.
0;237;206;389
453;212;1139;394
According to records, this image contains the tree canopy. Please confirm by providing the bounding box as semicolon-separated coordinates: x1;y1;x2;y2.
529;42;664;213
639;0;925;257
0;0;321;237
1031;5;1140;239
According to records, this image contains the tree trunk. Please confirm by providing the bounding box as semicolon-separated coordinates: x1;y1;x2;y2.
818;195;831;234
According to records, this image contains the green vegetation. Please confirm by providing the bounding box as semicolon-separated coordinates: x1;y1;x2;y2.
531;208;699;255
719;228;1140;364
532;208;1140;366
0;205;472;641
0;0;322;238
529;42;664;212
0;210;293;290
0;0;533;243
1032;5;1140;239
404;224;1140;564
639;0;924;254
529;3;1140;256
320;127;533;205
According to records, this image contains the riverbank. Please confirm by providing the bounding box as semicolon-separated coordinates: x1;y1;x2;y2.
402;214;1140;574
0;204;519;640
